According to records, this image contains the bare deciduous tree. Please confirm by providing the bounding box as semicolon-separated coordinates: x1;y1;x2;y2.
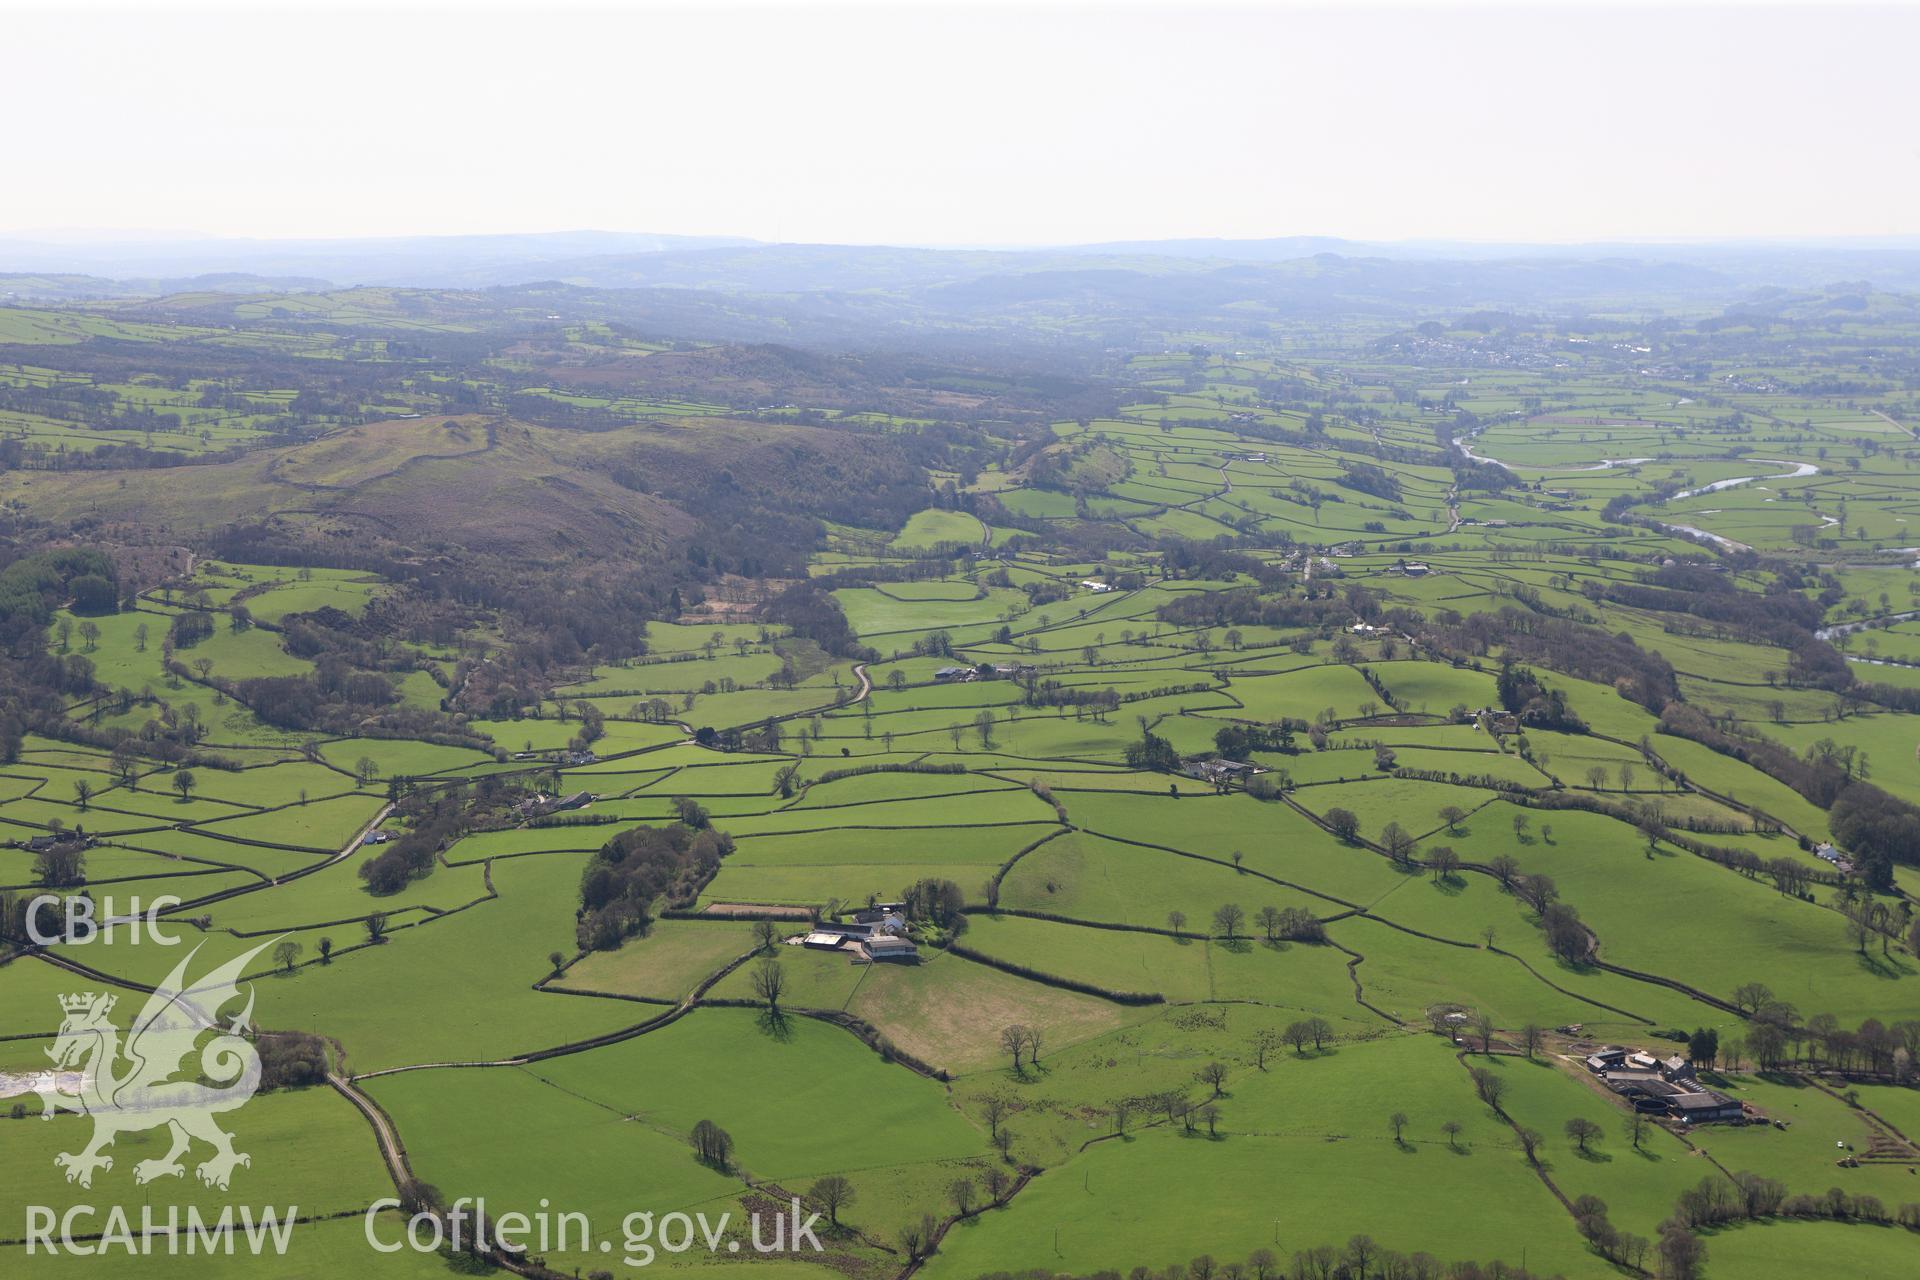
751;955;786;1012
1198;1061;1227;1095
808;1175;855;1226
1000;1023;1028;1071
1472;1010;1496;1053
948;1177;976;1216
982;1093;1009;1139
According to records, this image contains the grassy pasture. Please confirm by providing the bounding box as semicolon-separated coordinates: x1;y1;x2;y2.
564;920;762;1000
923;1040;1592;1279
516;1009;990;1180
959;913;1215;1001
1000;830;1346;924
854;949;1142;1072
702;860;1007;909
892;508;987;549
1218;663;1385;722
0;1085;391;1228
1696;1219;1920;1280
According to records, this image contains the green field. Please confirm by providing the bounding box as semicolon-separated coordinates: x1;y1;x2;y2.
6;264;1920;1280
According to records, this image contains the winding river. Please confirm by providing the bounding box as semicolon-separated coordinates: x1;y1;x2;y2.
1816;610;1920;644
1452;428;1821;552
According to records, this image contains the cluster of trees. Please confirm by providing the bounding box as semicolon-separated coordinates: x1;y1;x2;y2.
234;671;405;736
0;889;60;944
257;1031;330;1090
1664;702;1920;885
1251;905;1325;944
1670;1168;1920;1234
1486;867;1590;964
1153;1086;1223;1137
1157;541;1289;587
1596;564;1833;671
1334;461;1404;502
1422;608;1680;712
1452;455;1517;495
32;839;87;888
1849;673;1920;716
1212;721;1297;760
1715;981;1920;1077
1636;1170;1920;1280
168;610;215;648
691;721;786;753
1565;1193;1657;1272
817;556;972;590
359;787;472;895
1124;723;1182;773
764;579;870;660
689;1119;732;1171
1829;787;1920;889
900;877;966;928
1769;1012;1915;1078
1837;891;1920;962
1660;706;1845;810
576;822;733;950
0;552;127;766
0;547;118;646
1156;588;1352;635
912;629;957;658
1539;900;1588;964
998;1023;1046;1072
1492;663;1583;732
1279;1017;1336;1055
1019;677;1127;719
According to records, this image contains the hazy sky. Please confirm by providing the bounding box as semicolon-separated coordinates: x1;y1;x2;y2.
7;0;1919;246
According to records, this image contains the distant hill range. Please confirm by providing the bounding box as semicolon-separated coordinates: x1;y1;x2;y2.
0;230;756;292
8;231;1920;333
0;271;333;302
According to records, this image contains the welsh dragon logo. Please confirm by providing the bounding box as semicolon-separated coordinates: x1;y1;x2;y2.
37;939;276;1190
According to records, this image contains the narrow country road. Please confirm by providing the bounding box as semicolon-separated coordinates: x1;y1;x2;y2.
329;1072;410;1186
